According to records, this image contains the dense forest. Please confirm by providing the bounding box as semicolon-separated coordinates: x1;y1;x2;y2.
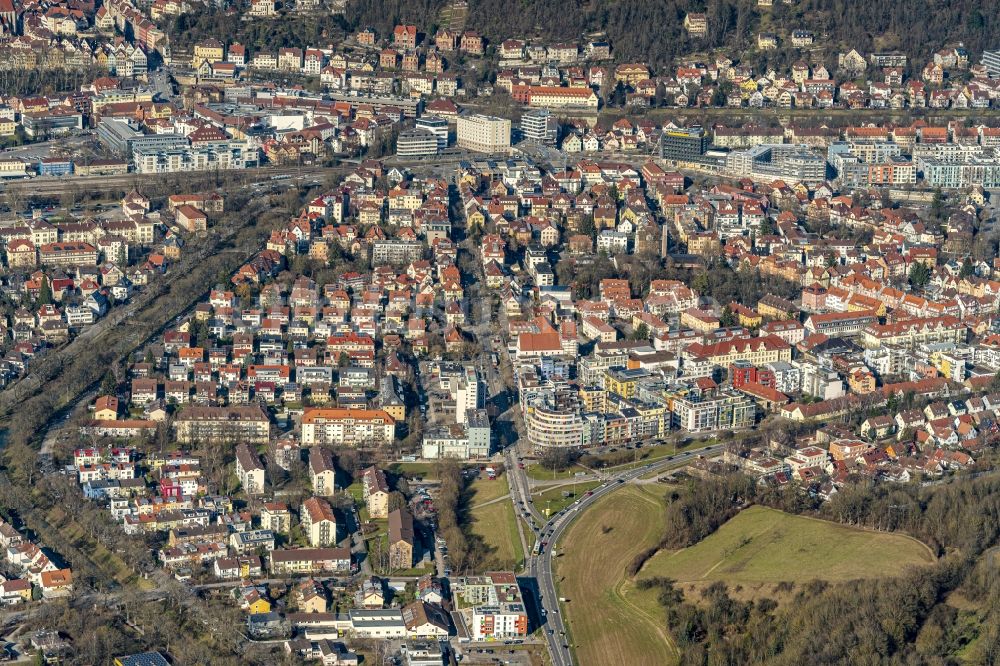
166;0;1000;72
346;0;1000;71
641;474;1000;664
169;9;350;52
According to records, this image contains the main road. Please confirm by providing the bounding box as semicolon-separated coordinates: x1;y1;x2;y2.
506;443;724;666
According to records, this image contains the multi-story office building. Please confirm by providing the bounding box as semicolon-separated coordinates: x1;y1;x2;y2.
396;129;440;157
514;85;599;108
660;128;709;161
415;116;449;150
982;50;1000;78
725;144;826;183
520;109;558;145
457;114;511;153
97;118;189;156
21;109;84;138
421;410;491;459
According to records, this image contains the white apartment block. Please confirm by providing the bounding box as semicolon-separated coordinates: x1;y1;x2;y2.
457;114;511;153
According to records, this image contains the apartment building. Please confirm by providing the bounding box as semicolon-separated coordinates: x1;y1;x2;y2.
260;502;290;534
670;390;756;433
457;114;511;153
371;239;424;265
38;242;98;267
300;497;337;547
521;387;586;448
301;408;395;447
456;572;529;641
361;466;390;519
803;310;879;337
309;447;337;496
234;443;265;495
388;508;415;570
861;315;965;349
174;405;270;444
421;414;492;460
268;548;351;575
454;366;484;424
132;142;249;174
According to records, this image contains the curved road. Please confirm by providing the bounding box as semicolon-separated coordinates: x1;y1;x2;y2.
507;443;724;666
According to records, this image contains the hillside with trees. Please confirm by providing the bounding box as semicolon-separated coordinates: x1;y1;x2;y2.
169;8;349;53
346;0;1000;71
639;474;1000;664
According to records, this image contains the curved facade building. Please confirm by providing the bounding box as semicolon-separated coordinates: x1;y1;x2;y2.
522;389;585;448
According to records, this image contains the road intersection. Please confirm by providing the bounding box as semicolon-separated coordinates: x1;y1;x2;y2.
505;443;724;666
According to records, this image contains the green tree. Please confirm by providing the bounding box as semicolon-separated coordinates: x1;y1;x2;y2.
959;257;974;278
37;276;52;307
632;323;650;341
100;370;118;395
720;305;737;328
711;86;727;107
908;261;931;289
930;188;946;221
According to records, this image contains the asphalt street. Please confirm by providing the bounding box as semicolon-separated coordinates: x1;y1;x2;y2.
506;443;723;666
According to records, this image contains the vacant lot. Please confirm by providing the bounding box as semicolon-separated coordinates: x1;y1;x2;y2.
556;485;677;666
468;500;524;570
640;505;935;595
467;475;510;506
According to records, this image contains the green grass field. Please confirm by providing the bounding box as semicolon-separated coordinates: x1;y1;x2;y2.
524;464;586;481
346;481;364;504
531;481;602;516
467;475;510;506
640;505;935;589
468;500;524;570
556;485;678;666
